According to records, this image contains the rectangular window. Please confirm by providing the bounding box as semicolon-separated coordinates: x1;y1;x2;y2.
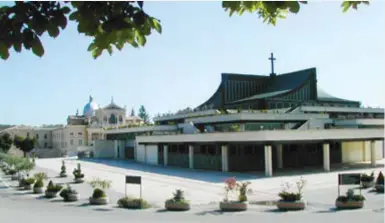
44;142;47;148
44;134;47;139
27;132;30;137
79;139;83;145
70;132;74;136
36;134;39;139
78;132;83;136
70;139;73;145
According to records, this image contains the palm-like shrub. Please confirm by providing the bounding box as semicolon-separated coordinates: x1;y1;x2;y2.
60;185;78;201
361;172;375;182
73;164;84;179
24;177;35;186
278;177;306;202
60;160;66;175
46;180;63;193
89;178;111;199
34;179;44;188
166;189;188;204
34;172;48;182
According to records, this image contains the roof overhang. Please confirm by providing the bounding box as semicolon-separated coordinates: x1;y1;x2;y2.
136;129;384;144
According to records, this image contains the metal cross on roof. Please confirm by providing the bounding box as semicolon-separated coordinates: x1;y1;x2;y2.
269;53;276;76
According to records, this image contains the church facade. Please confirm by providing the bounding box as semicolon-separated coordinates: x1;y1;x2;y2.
97;58;384;177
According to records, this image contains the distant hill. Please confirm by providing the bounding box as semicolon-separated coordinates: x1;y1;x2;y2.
0;124;14;131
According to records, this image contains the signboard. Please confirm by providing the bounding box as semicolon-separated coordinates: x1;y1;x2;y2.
337;173;362;196
338;173;361;185
125;176;141;185
125;175;143;208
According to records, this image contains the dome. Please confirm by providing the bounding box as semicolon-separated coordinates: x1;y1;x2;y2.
83;95;99;117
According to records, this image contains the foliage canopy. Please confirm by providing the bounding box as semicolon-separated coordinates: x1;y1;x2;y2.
0;1;369;60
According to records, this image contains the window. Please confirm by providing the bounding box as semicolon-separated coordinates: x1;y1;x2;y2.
79;139;83;145
44;142;47;148
36;134;39;139
78;132;83;136
70;132;74;136
44;134;47;139
109;114;117;124
119;115;123;123
70;139;73;145
27;132;30;137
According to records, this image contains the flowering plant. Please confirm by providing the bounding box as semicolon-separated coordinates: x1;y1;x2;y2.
223;177;251;202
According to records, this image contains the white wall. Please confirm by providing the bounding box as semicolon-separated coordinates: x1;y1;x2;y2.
342;140;384;163
145;145;158;165
93;140;115;158
136;144;146;162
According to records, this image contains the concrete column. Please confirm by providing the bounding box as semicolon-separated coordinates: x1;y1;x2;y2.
370;140;376;167
264;145;273;177
114;140;118;159
221;145;229;172
323;143;330;172
276;144;283;169
239;123;246;132
189;145;194;169
163;145;168;166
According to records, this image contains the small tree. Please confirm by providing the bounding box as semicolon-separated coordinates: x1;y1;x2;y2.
13;135;36;157
0;133;13;153
138;105;149;124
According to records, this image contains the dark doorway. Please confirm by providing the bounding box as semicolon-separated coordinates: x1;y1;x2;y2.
158;144;164;165
330;141;342;164
228;144;265;172
125;147;134;159
283;143;323;168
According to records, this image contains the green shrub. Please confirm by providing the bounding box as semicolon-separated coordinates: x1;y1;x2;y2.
34;179;44;188
19;178;27;187
376;171;384;185
278;191;301;202
166;189;189;204
60;185;78;200
89;178;111;190
46;180;63;193
92;188;106;199
117;196;151;209
361;172;375;182
24;177;35;185
8;169;17;175
34;172;48;181
73;164;84;178
336;189;365;202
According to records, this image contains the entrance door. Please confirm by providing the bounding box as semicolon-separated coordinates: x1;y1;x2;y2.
125;147;135;159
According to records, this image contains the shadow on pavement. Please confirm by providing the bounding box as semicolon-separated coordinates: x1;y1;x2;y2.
195;210;224;216
93;208;113;212
156;209;168;213
77;202;91;207
78;158;256;183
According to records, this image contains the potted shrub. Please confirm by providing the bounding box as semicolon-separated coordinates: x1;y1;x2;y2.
9;169;19;180
22;177;35;190
374;171;384;193
117;196;151;209
360;172;375;188
219;177;250;212
59;160;67;177
336;189;365;209
165;189;190;211
33;172;48;194
89;178;111;205
45;180;63;198
60;185;79;202
73;164;85;183
277;177;307;211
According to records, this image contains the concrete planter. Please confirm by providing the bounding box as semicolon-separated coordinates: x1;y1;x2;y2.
59;172;67;178
165;201;191;211
74;177;84;183
23;184;32;190
277;200;306;211
89;196;109;205
219;201;248;212
335;200;364;209
64;193;79;202
33;187;44;194
361;181;374;189
45;191;59;198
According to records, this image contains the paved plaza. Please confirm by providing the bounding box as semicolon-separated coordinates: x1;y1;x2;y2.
0;158;384;223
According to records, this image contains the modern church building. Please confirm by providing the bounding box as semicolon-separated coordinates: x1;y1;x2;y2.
95;54;384;177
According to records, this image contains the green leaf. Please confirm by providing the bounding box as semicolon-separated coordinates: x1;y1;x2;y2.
13;41;22;53
137;33;146;46
61;6;71;14
151;18;162;34
92;47;103;59
31;38;44;57
288;2;300;13
69;11;79;21
0;43;10;60
47;24;60;37
341;1;351;12
55;14;67;29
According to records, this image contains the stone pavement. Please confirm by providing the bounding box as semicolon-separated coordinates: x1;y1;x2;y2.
32;157;385;207
0;159;384;223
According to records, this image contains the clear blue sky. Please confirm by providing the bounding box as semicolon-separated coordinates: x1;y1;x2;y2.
0;1;384;126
